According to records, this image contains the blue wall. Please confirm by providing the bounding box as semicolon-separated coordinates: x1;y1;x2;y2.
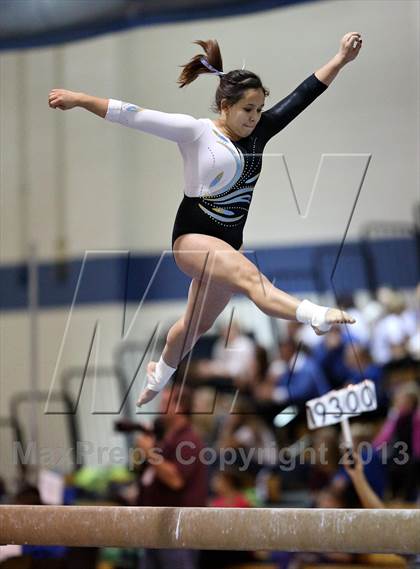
1;237;417;311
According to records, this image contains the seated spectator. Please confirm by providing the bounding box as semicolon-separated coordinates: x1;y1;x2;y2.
343;342;387;407
313;326;349;389
361;286;388;329
405;283;420;361
371;290;414;365
215;396;278;473
194;321;256;387
271;339;331;405
248;343;270;398
306;427;340;492
13;484;43;505
210;469;251;508
190;386;223;445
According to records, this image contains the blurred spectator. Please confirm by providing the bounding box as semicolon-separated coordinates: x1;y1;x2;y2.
373;382;420;502
405;283;420;360
332;422;387;507
343;342;387;406
270;339;331;405
342;448;384;508
136;384;208;569
361;286;388;328
210;469;251;507
190;386;222;445
13;484;43;505
313;326;349;389
407;327;420;361
195;321;256;386
371;289;414;365
202;469;255;568
306;427;340;492
248;343;270;397
215;396;278;473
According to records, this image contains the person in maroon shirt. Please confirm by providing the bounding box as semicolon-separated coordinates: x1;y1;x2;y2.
136;384;208;568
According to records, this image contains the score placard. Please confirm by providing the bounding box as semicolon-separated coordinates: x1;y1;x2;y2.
306;380;377;430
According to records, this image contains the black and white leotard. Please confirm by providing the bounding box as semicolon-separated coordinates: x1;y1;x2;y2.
105;73;327;250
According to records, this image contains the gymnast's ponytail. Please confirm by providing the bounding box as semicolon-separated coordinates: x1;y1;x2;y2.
177;39;224;88
178;39;269;113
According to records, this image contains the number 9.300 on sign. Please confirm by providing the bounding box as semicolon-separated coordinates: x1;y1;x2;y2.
306;380;377;430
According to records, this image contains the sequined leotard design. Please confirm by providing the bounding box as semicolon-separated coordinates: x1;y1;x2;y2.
105;73;327;250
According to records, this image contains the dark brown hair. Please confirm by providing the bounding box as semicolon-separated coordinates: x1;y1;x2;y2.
177;39;269;113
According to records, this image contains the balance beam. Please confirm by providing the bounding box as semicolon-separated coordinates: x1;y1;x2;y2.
1;506;419;553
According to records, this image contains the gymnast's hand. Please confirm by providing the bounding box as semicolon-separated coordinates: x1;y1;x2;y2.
338;32;363;64
48;89;81;110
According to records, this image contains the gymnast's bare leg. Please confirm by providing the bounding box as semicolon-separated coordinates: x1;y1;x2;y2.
137;270;233;406
137;234;355;406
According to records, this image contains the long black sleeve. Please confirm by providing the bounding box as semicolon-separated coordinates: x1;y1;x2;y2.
259;73;328;143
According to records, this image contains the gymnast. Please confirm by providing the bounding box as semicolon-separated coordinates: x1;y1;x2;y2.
48;32;362;406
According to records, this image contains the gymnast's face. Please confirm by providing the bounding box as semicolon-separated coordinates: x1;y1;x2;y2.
222;88;265;139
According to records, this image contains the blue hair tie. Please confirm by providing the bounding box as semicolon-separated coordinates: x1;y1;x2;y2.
200;57;225;76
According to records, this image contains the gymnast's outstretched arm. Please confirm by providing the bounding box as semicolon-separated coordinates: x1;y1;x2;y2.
315;31;362;85
48;90;205;144
262;31;362;140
